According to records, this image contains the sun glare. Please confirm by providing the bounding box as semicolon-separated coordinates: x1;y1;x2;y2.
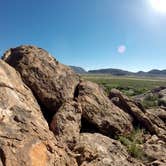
150;0;166;13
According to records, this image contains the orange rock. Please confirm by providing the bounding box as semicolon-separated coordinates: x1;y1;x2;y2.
29;142;47;166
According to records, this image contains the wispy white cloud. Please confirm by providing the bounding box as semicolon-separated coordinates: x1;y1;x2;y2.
117;45;126;54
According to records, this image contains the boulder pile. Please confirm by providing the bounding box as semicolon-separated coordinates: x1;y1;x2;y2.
0;45;165;166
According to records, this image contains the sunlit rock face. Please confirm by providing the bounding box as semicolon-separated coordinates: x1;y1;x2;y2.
109;89;166;141
0;60;77;166
50;100;82;150
73;133;144;166
77;80;134;136
3;45;80;114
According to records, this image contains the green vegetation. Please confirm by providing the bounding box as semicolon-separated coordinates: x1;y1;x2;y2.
142;94;159;108
82;74;166;97
117;128;146;160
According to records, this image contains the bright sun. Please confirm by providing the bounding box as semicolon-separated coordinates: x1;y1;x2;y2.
150;0;166;13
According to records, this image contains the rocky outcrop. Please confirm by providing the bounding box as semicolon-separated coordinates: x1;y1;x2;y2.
109;89;166;141
147;108;166;121
134;86;166;108
50;100;82;149
77;81;133;137
3;45;134;138
157;88;166;107
145;109;166;141
3;46;80;113
0;60;77;166
73;133;144;166
2;45;166;166
143;135;166;165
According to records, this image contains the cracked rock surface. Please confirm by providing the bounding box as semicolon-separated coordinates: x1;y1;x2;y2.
73;133;144;166
77;80;134;137
0;60;77;166
3;45;80;113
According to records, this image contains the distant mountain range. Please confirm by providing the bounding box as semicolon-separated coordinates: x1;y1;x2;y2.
69;66;87;74
70;66;166;77
89;68;132;76
89;68;166;77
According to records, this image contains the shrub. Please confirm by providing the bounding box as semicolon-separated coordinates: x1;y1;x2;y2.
128;143;144;159
142;94;158;108
118;128;146;160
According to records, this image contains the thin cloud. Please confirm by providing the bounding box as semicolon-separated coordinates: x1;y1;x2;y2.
117;45;126;54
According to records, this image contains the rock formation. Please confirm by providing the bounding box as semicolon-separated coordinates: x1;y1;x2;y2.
77;80;133;136
143;135;166;165
73;133;144;166
109;89;166;141
1;45;165;166
50;100;82;150
0;60;77;166
133;86;166;108
3;46;80;114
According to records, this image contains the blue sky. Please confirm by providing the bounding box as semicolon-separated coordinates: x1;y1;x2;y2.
0;0;166;71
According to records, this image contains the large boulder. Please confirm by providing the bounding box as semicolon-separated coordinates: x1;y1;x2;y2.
73;133;144;166
109;89;166;141
3;45;80;113
77;81;133;137
50;100;82;150
0;60;77;166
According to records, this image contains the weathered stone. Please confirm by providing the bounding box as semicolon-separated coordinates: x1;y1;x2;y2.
133;86;166;107
145;109;166;141
3;45;80;113
74;133;144;166
147;108;166;121
0;60;77;166
109;89;146;121
50;100;82;150
77;81;133;137
158;88;166;106
109;89;166;141
143;135;166;166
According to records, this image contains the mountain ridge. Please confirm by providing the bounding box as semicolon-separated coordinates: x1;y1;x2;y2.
69;65;87;74
70;66;166;77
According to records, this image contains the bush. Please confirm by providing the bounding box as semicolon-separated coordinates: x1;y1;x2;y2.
118;128;145;160
142;94;158;108
128;143;144;159
118;136;131;146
